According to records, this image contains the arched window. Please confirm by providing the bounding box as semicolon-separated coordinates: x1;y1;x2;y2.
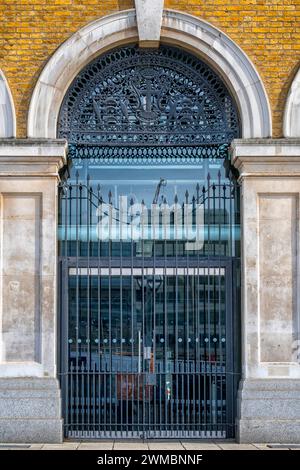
57;45;241;440
58;44;240;146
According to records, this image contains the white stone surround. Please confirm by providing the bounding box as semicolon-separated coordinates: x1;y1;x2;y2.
231;139;300;443
2;8;300;443
0;71;16;138
0;139;66;443
284;68;300;138
0;139;67;378
27;9;272;140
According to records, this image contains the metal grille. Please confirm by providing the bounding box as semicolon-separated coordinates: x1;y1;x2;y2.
58;45;240;146
58;151;240;439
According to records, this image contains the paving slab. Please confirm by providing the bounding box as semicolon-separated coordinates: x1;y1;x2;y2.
78;442;114;450
0;444;33;451
181;442;220;450
264;444;300;451
113;441;149;450
148;441;184;450
252;444;289;451
218;443;258;450
41;443;80;450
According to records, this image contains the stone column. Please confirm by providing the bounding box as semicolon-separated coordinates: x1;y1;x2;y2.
231;139;300;443
0;139;67;443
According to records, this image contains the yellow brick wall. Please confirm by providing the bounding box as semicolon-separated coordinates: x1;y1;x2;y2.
0;0;299;137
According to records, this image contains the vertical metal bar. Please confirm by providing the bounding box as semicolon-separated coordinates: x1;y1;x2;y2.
198;365;201;436
140;216;145;439
229;180;234;257
164;243;168;434
232;256;241;440
137;356;140;436
174;193;179;433
81;361;85;430
196;265;200;436
119;192;123;436
192;275;196;435
225;260;234;438
70;362;73;435
152;220;156;438
86;175;91;432
108;190;113;437
203;269;207;433
130;197;134;435
218;267;223;431
64;183;68;258
196;181;201;437
158;361;162;436
138;330;142;374
92;361;96;435
141;199;146;438
75;175;80;432
97;184;101;435
79;184;82;257
180;360;184;431
212;271;217;433
148;366;151;437
126;361;129;436
78;182;83;435
217;171;222;257
212;183;216;257
69;184;72;255
104;361;107;435
223;183;227;257
185;190;190;433
206;174;212;434
61;259;69;438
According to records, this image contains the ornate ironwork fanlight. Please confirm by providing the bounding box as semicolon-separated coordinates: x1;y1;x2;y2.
58;45;240;146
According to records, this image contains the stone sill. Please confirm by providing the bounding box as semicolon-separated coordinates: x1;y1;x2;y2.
231;138;300;157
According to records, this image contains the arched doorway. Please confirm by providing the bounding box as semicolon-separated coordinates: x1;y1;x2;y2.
57;44;241;439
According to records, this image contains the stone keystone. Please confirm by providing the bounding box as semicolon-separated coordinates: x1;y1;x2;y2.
135;0;164;47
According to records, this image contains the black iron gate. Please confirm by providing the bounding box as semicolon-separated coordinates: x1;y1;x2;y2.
57;44;241;439
58;147;240;439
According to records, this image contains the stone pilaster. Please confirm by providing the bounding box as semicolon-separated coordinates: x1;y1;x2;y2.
231;138;300;443
0;138;67;443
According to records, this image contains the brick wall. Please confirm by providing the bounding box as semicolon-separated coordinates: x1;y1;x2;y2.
0;0;299;137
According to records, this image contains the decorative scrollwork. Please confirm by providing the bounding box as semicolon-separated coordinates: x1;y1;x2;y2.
68;143;230;165
58;45;240;146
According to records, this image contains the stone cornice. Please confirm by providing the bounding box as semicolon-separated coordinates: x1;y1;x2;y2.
230;138;300;178
0;138;68;177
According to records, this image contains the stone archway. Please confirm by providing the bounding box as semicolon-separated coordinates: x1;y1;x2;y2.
0;70;16;137
27;9;272;140
284;67;300;137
